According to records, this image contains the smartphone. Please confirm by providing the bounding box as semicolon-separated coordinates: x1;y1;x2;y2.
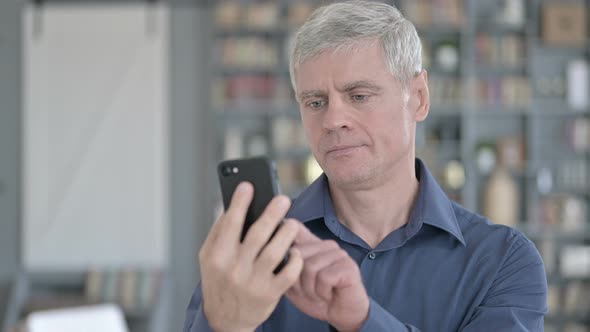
217;156;289;273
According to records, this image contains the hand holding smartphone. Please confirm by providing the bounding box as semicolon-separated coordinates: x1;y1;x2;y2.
217;156;290;273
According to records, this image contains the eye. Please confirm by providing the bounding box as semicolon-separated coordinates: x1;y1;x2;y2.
306;99;327;109
351;94;369;102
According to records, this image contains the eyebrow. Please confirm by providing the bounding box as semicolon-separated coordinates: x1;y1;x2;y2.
340;80;382;93
298;89;327;102
297;80;382;102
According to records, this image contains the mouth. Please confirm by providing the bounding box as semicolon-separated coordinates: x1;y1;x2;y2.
325;145;364;156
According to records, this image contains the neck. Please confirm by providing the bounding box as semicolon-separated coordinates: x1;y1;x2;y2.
328;157;420;248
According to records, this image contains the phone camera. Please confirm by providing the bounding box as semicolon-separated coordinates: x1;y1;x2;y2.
221;166;233;176
221;166;239;176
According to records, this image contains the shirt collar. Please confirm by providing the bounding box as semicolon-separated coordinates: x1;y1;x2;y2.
286;173;326;222
412;159;466;246
286;158;466;246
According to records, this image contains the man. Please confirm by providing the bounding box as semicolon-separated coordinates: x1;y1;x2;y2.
184;1;547;331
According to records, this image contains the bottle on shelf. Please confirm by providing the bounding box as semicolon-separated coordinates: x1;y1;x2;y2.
483;164;520;227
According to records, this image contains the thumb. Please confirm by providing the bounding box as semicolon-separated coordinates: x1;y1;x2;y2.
292;219;321;244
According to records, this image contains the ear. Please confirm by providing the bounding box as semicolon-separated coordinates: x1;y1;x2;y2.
411;70;430;122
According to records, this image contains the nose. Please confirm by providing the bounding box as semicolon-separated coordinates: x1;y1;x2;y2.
322;97;351;132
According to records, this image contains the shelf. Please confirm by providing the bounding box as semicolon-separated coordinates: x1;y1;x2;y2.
547;275;590;285
428;105;463;115
427;69;462;77
215;103;300;117
217;67;289;76
417;27;462;39
520;226;590;242
424;139;463;146
550;188;590;198
530;38;590;55
475;25;528;34
473;65;527;76
469;106;529;115
216;27;289;38
416;24;462;34
532;109;590;117
532;100;590;116
545;314;590;325
473;169;529;181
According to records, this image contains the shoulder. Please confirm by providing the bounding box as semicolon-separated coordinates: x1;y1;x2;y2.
451;201;543;268
450;202;547;307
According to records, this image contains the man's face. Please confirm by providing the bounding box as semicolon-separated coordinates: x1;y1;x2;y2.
294;41;428;189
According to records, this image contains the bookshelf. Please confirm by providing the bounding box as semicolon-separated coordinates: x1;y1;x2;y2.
211;0;589;329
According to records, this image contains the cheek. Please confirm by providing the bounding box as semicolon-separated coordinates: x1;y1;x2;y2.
302;116;320;145
374;109;412;146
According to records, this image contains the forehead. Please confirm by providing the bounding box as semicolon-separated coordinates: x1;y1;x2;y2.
293;41;395;94
298;39;385;70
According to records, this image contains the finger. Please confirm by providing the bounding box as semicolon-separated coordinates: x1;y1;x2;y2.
315;257;351;302
294;221;322;245
240;195;291;262
216;182;254;246
301;248;348;301
199;212;225;257
254;219;300;273
285;263;305;299
293;239;340;260
286;280;303;299
273;247;304;294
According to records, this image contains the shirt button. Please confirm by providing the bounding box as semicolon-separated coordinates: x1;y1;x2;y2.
368;252;376;260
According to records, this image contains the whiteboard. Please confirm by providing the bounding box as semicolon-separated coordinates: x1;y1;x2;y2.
22;4;169;270
27;304;129;332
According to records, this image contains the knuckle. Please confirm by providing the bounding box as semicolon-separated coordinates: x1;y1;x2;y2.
228;266;244;287
283;221;300;236
270;209;287;221
259;292;277;305
325;240;339;250
336;248;348;259
305;260;321;275
256;215;275;229
280;269;297;284
317;269;331;283
286;271;300;285
206;258;223;274
263;248;283;264
222;208;240;223
246;228;267;244
202;251;228;272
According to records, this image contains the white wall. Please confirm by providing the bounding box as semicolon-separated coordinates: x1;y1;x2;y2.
22;3;169;270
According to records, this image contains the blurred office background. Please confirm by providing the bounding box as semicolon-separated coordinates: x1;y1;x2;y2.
0;0;588;331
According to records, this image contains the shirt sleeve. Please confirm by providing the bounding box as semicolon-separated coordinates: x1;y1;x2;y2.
183;283;215;332
460;235;548;331
356;298;421;332
183;283;264;332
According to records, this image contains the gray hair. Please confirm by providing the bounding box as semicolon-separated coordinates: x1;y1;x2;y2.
289;0;422;95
